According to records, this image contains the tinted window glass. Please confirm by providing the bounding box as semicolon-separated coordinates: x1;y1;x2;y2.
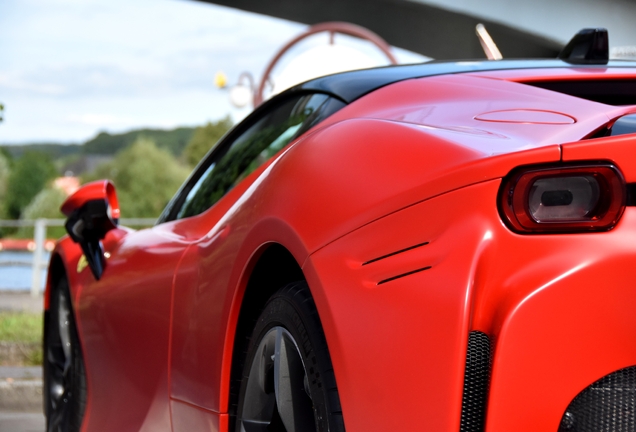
175;93;342;219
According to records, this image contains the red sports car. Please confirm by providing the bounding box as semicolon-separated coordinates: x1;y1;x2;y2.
45;29;636;432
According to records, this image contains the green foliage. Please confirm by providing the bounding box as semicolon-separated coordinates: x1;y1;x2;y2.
84;138;190;218
4;151;57;219
21;187;66;220
0;147;12;164
183;116;233;167
0;143;81;160
0;312;42;343
0;152;10;211
83;127;196;156
16;187;67;238
0;312;43;365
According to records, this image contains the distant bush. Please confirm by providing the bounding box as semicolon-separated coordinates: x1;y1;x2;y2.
12;188;67;239
4;151;57;219
21;187;66;220
0;152;9;216
83;127;196;156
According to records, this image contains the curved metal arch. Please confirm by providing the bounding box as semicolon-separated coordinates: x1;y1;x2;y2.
255;21;398;106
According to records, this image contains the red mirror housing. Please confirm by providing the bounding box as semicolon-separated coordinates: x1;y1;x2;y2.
61;180;120;221
60;180;120;280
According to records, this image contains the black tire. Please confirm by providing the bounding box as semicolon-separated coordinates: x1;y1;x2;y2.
235;282;345;432
44;276;87;432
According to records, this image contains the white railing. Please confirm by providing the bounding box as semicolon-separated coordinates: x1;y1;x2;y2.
0;218;156;297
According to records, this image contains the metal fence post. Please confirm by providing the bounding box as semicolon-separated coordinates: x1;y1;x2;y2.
31;218;46;297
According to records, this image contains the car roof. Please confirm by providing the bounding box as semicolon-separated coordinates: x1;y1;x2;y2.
291;59;636;103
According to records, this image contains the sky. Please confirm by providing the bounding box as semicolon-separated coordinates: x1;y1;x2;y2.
0;0;425;145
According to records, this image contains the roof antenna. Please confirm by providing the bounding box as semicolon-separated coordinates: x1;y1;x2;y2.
476;24;503;60
558;28;609;64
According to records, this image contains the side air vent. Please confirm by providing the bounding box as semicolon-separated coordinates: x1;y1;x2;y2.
362;241;429;265
460;331;491;432
376;266;431;285
559;365;636;432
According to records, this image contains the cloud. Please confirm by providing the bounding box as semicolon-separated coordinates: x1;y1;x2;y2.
66;113;138;127
0;73;66;96
0;0;424;143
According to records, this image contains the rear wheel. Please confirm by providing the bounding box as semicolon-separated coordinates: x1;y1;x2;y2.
44;277;87;432
236;282;345;432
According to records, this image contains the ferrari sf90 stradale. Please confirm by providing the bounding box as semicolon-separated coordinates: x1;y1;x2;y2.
45;29;636;432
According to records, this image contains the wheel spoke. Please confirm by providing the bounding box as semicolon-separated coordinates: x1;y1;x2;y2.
240;419;271;432
47;389;69;432
57;291;72;367
240;330;277;430
274;328;315;432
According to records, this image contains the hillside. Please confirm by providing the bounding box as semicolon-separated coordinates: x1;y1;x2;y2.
83;127;196;156
1;126;197;159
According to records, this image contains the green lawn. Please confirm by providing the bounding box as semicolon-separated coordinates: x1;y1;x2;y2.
0;312;43;365
0;312;42;343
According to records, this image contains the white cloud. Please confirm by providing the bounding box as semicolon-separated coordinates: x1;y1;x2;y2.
0;0;303;143
0;0;426;144
66;113;139;127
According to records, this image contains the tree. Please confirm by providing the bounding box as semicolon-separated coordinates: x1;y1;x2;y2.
0;152;10;237
4;151;57;219
18;187;68;238
82;127;196;156
183;116;233;167
21;187;67;220
84;138;190;218
0;152;9;200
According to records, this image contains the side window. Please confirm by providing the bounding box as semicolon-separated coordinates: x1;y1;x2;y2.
174;93;344;219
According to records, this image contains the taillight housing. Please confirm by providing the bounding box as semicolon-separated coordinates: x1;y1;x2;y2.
499;163;626;233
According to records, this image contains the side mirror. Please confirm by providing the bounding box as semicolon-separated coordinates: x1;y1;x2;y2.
60;180;120;280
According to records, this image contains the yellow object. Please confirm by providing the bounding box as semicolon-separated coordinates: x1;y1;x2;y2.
77;255;88;274
215;71;228;89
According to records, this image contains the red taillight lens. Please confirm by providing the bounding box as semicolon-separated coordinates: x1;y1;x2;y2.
499;164;626;233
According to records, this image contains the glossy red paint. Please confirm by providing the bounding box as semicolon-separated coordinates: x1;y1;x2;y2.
45;63;636;432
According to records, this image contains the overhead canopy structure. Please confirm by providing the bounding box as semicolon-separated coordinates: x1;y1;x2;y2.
197;0;563;59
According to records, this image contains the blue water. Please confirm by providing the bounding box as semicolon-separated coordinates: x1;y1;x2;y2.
0;251;49;291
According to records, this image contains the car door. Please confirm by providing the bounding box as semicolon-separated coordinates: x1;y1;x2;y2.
76;220;192;432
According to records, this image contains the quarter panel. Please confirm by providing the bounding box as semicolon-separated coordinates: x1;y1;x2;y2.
263;117;560;253
304;180;502;432
481;209;636;431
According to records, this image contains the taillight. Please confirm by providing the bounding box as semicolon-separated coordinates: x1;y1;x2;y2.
499;163;626;233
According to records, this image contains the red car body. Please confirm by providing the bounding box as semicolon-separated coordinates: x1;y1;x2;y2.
46;58;636;432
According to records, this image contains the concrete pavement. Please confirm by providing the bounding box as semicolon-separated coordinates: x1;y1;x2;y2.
0;412;44;431
0;292;43;314
0;293;44;431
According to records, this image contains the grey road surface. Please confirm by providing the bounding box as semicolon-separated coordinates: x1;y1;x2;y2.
0;412;44;431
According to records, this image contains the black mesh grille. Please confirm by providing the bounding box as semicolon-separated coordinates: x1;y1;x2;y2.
559;365;636;432
460;331;491;432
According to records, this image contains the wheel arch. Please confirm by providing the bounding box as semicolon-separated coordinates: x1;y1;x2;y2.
227;242;306;426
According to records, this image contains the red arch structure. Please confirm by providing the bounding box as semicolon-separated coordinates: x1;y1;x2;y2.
254;22;398;106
